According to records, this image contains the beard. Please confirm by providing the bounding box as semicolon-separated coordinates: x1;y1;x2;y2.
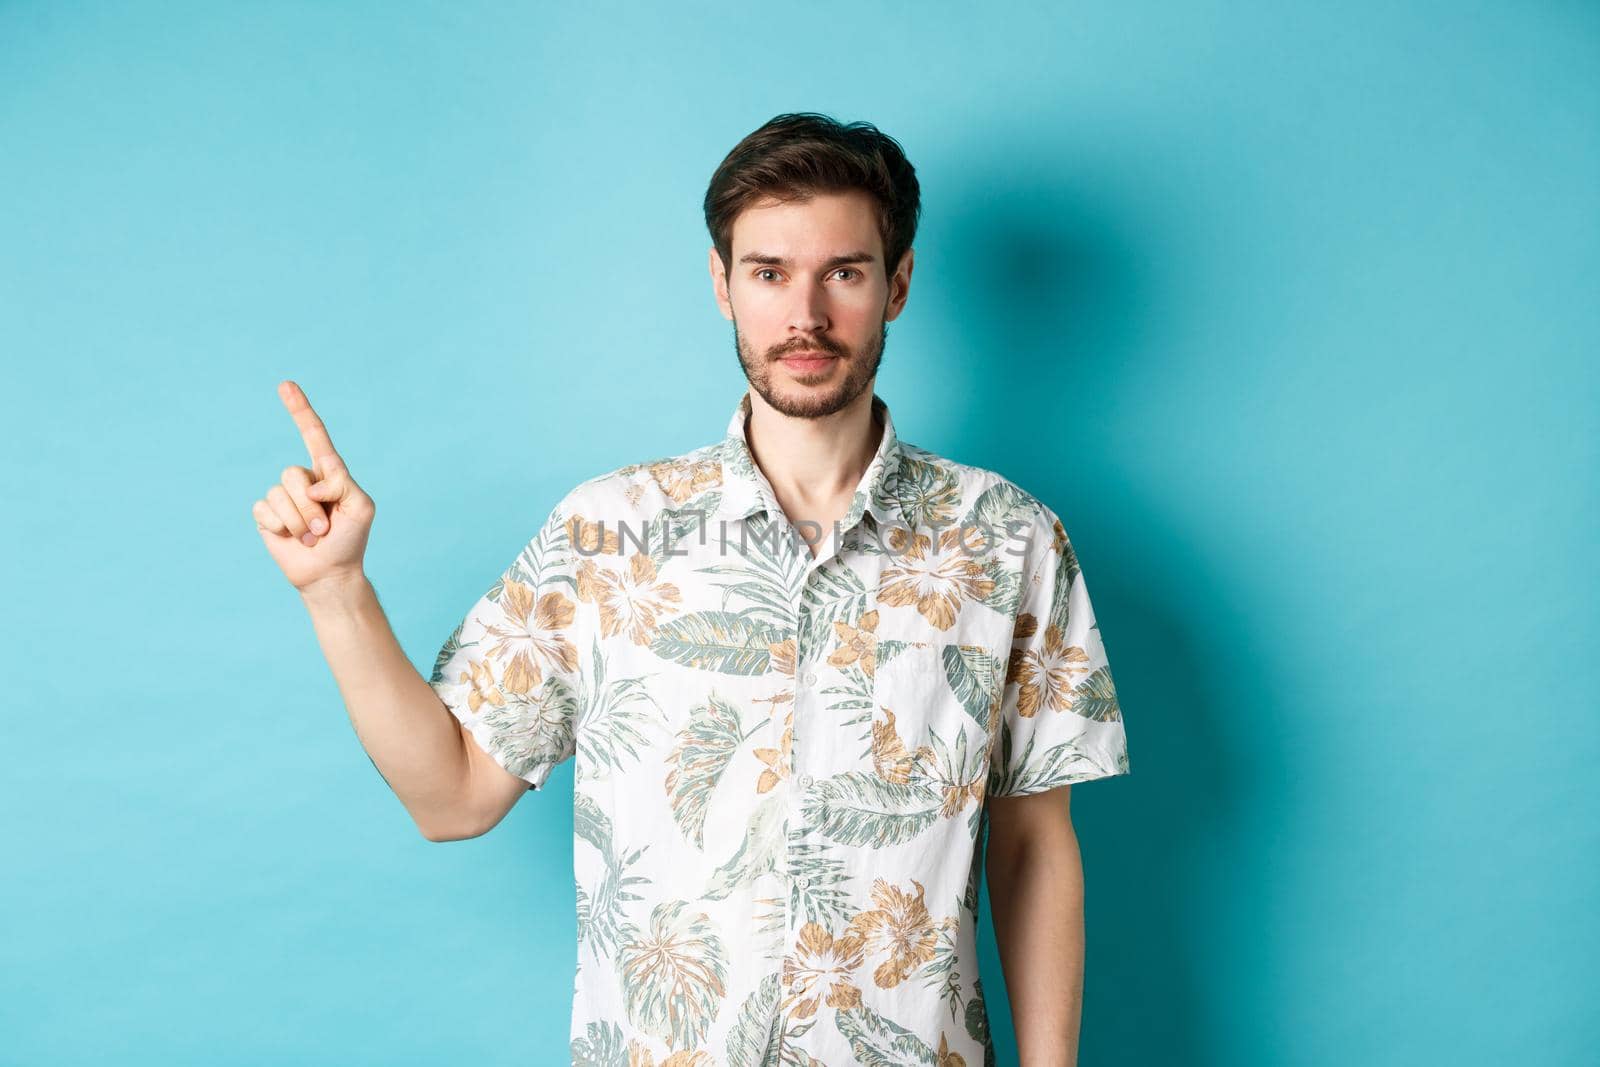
731;311;888;419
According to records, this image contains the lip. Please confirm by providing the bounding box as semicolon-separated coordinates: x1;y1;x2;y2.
780;352;836;373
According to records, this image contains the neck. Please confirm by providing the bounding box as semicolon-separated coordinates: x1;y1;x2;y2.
743;389;882;513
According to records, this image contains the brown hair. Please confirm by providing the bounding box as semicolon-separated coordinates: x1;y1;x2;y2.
703;112;921;281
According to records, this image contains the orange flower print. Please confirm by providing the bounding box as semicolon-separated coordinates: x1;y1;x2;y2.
939;779;985;820
576;552;683;646
462;658;505;713
937;1031;968;1067
1007;622;1092;717
767;637;797;677
567;511;621;556
877;527;996;631
780;922;866;1019
753;710;793;794
625;1042;717;1067
869;706;932;785
827;609;879;678
645;456;723;505
846;878;940;988
481;579;580;695
1049;516;1069;554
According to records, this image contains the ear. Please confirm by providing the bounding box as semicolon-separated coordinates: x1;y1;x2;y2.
709;246;734;321
885;247;915;323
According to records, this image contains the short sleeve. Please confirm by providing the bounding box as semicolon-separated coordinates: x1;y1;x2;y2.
987;508;1130;797
428;499;585;791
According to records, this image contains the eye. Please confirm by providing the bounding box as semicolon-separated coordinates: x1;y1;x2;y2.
833;268;859;281
756;268;781;282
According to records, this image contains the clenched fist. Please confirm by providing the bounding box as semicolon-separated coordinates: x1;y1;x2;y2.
253;380;376;594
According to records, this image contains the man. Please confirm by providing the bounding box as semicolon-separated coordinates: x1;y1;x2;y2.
256;112;1130;1066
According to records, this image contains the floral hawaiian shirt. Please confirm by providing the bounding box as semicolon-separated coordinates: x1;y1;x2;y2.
428;390;1131;1066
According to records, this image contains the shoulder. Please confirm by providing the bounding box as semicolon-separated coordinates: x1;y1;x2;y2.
893;441;1065;571
555;439;725;524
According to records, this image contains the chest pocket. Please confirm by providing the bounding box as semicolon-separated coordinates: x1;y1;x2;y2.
869;639;1006;791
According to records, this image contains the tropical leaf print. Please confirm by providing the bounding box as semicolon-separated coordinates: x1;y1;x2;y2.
570;1019;629;1066
939;644;1004;728
962;479;1038;571
505;502;579;595
803;771;943;847
917;896;967;1019
574;790;615;857
427;619;466;685
726;972;783;1065
785;839;856;932
472;673;578;781
963;977;991;1047
803;563;871;657
1070;663;1122;722
574;793;651;960
987;721;1108;796
731;982;826;1064
619;900;729;1050
664;693;750;848
978;555;1027;620
1049;514;1081;587
649;611;786;674
703;792;785;900
920;725;987;823
823;658;875;723
874;638;922;673
751;894;788;958
694;516;807;625
627;500;729;587
891;452;963;532
576;636;664;782
834;1003;938;1066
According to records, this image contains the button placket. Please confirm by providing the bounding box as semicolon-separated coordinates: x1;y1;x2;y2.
783;576;806;936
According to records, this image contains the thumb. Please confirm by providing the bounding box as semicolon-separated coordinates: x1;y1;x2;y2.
306;477;345;502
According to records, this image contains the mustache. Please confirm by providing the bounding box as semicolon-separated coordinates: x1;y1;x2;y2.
770;338;848;359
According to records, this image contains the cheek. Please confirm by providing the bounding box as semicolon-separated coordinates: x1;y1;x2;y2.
834;295;886;333
730;291;796;339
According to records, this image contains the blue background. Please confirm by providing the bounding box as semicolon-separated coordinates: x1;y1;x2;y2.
3;2;1595;1064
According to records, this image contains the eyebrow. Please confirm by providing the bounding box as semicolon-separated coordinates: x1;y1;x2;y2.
738;251;878;269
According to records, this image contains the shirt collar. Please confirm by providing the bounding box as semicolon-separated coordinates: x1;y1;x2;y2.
716;390;904;530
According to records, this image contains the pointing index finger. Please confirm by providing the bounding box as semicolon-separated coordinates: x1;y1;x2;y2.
278;380;347;478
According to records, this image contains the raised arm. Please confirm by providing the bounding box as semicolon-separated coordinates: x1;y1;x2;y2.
252;380;527;841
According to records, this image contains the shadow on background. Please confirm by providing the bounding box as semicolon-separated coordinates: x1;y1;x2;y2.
929;170;1249;1066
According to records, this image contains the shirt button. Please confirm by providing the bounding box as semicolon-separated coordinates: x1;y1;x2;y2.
798;773;814;791
802;670;818;686
795;875;811;889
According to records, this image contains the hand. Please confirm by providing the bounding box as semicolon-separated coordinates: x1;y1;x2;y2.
252;380;376;595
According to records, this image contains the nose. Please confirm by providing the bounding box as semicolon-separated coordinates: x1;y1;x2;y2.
789;278;830;335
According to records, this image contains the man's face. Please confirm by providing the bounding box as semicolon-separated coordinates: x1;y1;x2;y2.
710;189;913;419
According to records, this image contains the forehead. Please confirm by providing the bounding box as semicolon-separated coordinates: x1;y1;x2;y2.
729;188;883;261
